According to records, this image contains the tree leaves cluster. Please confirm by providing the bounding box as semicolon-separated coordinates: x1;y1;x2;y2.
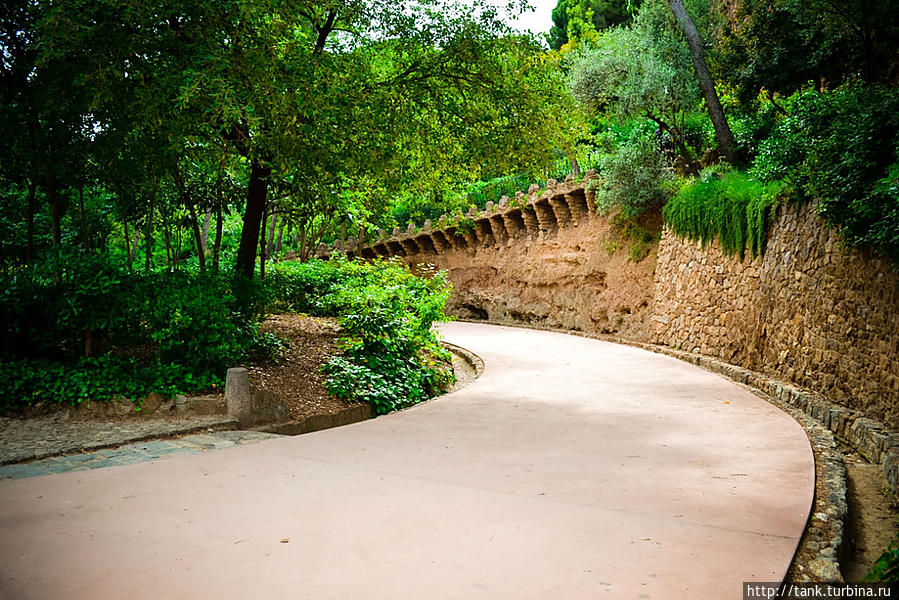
1;0;567;276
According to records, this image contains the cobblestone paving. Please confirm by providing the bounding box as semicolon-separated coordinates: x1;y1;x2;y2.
0;430;283;480
0;415;241;466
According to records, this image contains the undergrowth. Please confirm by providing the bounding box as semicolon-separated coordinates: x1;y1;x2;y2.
266;256;455;415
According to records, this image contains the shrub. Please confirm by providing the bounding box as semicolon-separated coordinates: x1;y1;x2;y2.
663;167;785;259
268;257;454;415
593;129;673;218
752;84;899;264
865;533;899;582
0;255;264;411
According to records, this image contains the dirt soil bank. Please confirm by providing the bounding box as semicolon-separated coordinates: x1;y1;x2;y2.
407;216;659;342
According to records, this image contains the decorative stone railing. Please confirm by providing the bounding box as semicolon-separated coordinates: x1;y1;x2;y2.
316;171;598;259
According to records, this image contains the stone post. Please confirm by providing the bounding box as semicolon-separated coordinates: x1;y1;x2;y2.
225;367;252;425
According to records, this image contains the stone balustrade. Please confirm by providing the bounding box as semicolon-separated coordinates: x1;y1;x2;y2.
315;172;598;260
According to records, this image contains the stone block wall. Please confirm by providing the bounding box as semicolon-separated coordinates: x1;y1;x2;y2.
652;202;899;428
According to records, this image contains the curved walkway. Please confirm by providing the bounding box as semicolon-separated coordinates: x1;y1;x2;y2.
0;322;814;599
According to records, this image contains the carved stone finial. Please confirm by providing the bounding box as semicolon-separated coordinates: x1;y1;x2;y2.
583;169;597;179
423;219;432;231
468;205;478;216
498;196;509;209
391;227;401;237
485;201;494;213
546;178;558;188
528;183;540;194
564;174;574;183
407;222;416;234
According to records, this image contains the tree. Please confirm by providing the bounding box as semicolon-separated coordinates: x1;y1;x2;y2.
666;0;738;164
568;2;700;160
710;0;899;106
35;0;566;277
548;0;638;50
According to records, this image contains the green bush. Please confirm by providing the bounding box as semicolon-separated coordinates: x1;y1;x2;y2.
268;257;454;415
752;85;899;264
865;533;899;582
0;254;264;411
663;167;785;259
593;129;672;218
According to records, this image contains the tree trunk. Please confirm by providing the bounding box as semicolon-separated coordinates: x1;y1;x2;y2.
566;151;581;177
274;222;286;257
162;211;173;271
145;182;156;272
213;205;223;273
26;180;36;264
131;228;140;268
298;224;308;262
200;209;212;255
667;0;738;165
258;205;268;281
43;165;62;249
235;159;270;278
78;186;90;250
188;203;206;272
47;186;61;249
265;212;278;258
124;219;132;269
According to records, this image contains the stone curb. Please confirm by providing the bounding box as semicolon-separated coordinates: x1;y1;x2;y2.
257;404;372;436
442;340;486;379
0;417;240;466
456;318;863;582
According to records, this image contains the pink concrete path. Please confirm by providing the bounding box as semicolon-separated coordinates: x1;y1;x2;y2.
0;322;814;599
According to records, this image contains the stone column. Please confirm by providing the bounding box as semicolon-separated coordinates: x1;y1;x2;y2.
225;367;252;426
520;207;539;236
549;195;572;228
533;199;558;235
488;216;507;245
564;192;589;226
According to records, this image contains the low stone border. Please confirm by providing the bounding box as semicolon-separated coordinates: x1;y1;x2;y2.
259;404;372;436
442;340;486;379
455;318;899;582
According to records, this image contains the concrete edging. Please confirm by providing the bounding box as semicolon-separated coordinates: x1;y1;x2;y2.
442;340;486;379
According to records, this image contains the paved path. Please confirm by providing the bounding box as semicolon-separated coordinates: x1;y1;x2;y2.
0;322;814;599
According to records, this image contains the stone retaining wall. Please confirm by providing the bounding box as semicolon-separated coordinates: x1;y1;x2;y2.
652;202;899;430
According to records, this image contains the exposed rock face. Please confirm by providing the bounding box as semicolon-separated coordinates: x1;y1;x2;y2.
653;202;899;429
432;218;656;340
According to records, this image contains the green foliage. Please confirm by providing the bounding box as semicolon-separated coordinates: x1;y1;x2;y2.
267;257;454;415
593;128;672;218
548;0;638;50
710;0;899;106
663;167;784;259
0;254;264;411
865;533;899;582
752;85;899;264
609;213;661;263
0;357;222;412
